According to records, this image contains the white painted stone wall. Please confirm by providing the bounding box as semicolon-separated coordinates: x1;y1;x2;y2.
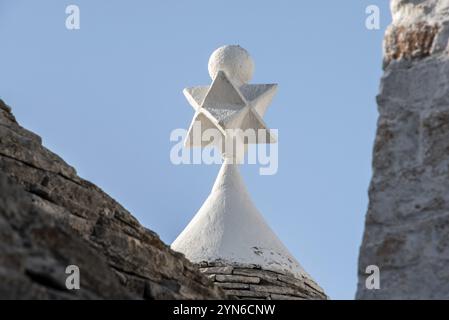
172;161;310;280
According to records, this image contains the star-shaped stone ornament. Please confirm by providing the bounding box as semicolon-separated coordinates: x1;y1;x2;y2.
183;45;277;152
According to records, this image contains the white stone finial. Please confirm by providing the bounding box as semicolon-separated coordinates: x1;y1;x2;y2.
183;45;277;157
174;46;307;277
172;47;326;297
208;45;255;86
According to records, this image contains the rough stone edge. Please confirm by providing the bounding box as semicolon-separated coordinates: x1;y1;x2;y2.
198;262;327;300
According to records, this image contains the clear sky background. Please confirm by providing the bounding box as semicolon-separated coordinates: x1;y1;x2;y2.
0;1;391;299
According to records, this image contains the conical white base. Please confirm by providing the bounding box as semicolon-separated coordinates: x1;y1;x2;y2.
171;161;310;279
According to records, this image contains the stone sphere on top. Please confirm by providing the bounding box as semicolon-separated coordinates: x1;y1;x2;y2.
208;45;255;86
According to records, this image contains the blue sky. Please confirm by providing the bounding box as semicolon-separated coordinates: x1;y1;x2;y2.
0;1;391;299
